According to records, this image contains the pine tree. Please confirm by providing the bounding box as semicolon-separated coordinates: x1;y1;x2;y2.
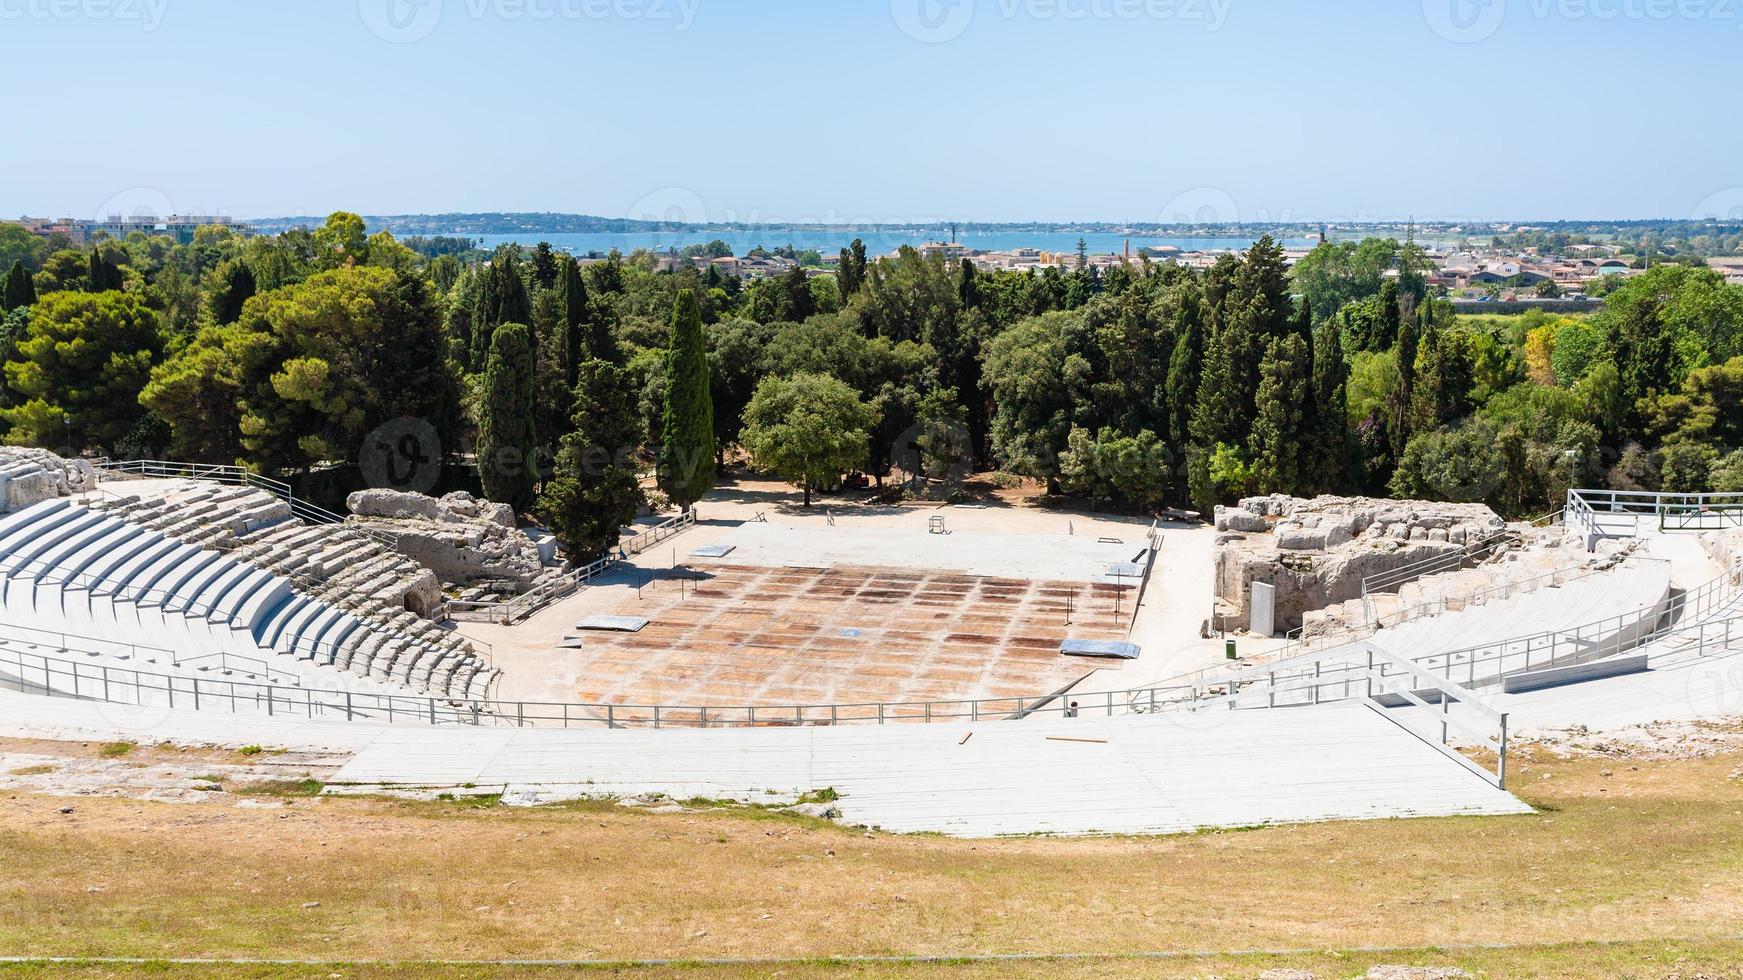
1249;334;1311;495
1;261;35;312
476;322;538;513
658;290;715;511
206;260;256;325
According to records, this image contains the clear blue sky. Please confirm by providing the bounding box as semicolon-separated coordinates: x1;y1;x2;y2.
4;0;1737;223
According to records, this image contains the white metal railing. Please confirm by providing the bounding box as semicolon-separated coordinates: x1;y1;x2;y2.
0;620;302;687
1165;564;1738;714
1568;488;1743;537
0;542;492;680
92;459;400;550
1371;556;1663;630
0;631;1516;788
1178;641;1512;788
448;511;699;625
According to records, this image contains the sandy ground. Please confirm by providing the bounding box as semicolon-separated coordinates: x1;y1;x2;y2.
461;476;1227;705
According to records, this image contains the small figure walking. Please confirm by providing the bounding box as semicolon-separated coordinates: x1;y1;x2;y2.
1064;701;1079;718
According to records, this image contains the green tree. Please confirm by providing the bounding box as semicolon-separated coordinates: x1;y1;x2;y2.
2;290;164;451
1;260;36;312
1249;334;1311;495
1709;449;1743;493
539;359;645;559
837;239;868;298
1310;312;1351;492
1660;441;1716;493
740;372;876;507
143;266;459;473
557;256;595;386
657;290;715;511
476;323;538;513
86;247;124;292
204;258;256;326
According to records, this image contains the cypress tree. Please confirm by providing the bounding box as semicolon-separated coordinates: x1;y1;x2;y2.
476;322;538;513
957;258;980;310
1389;303;1422;462
1249;334;1311;496
87;248;123;292
658;290;715;512
1374;278;1401;351
837;238;868;298
539;359;645;560
1164;290;1204;491
1310;313;1351;493
558;256;590;388
1;261;35;312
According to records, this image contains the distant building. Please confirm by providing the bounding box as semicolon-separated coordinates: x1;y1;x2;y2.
10;214;251;245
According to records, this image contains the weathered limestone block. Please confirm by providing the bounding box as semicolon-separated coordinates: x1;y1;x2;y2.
346;488;551;590
0;448;99;512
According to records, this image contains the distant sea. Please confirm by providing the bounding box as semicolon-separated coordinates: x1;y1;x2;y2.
465;230;1321;257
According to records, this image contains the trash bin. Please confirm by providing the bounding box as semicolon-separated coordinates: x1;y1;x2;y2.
1225;639;1238;660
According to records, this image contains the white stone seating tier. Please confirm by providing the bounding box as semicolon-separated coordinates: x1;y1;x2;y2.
1193;561;1678;713
0;494;497;701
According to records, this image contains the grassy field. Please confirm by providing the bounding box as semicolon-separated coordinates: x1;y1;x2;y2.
2;740;1742;977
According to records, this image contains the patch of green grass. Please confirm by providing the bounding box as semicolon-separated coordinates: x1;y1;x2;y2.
236;745;263;757
95;742;134;759
233;778;322;797
798;787;839;804
7;765;56;777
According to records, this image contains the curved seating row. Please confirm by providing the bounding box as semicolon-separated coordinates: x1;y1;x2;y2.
0;496;495;700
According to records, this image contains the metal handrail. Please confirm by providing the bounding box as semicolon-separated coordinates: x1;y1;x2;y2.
93;458;400;550
1372;556;1665;630
0;620;303;687
448;511;699;625
0;539;490;685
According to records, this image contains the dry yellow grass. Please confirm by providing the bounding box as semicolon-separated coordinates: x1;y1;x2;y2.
2;740;1742;977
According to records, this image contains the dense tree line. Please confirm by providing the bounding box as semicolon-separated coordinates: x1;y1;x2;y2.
4;213;1743;565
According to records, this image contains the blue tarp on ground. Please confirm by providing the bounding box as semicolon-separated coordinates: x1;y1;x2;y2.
1060;639;1141;659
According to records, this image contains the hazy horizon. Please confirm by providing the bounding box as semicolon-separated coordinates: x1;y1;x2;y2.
5;2;1741;224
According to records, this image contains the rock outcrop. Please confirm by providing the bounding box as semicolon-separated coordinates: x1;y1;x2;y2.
346;489;553;591
0;448;98;512
1213;495;1514;634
